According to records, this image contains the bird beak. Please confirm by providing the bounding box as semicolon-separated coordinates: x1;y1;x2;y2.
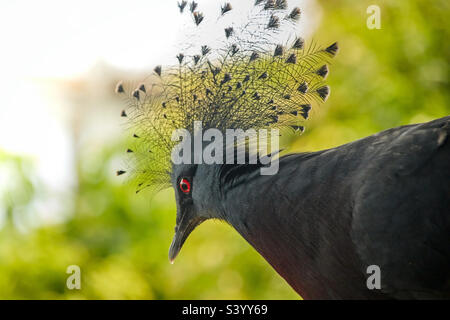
168;208;205;263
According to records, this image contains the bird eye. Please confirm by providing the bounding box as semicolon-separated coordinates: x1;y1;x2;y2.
179;178;191;194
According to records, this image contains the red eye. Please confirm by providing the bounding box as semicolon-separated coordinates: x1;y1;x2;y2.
179;178;191;194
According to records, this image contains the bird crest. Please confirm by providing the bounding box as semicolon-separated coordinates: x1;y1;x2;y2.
116;0;338;194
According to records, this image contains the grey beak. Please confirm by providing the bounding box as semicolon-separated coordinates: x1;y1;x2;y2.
168;209;205;263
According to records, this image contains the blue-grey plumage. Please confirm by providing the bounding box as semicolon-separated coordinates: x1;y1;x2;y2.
117;0;450;299
169;116;450;299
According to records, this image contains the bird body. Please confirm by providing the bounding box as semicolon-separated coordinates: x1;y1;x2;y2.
219;116;450;299
117;0;450;299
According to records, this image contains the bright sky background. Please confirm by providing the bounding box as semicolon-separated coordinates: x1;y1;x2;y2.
0;0;320;226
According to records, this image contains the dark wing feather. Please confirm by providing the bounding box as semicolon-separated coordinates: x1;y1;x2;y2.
352;116;450;299
223;116;450;299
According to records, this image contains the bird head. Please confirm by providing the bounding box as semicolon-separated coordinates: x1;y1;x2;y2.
116;0;338;262
169;162;220;262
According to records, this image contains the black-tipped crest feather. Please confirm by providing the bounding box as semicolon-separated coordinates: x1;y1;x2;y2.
117;0;337;193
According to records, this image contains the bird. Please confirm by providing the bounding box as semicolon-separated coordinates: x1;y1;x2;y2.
116;0;450;299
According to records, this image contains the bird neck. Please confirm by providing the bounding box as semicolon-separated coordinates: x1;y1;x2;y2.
217;151;369;299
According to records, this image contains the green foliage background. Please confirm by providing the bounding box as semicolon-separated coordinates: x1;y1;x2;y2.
0;0;448;299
